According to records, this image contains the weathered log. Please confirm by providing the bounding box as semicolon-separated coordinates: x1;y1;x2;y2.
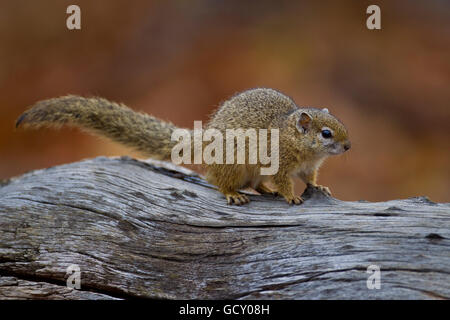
0;156;448;299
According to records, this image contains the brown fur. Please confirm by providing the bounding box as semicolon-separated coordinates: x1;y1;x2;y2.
16;95;179;160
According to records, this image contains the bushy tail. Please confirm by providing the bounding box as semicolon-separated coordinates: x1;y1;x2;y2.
16;95;182;160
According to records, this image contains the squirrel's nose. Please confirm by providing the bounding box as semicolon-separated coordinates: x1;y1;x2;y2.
343;141;351;151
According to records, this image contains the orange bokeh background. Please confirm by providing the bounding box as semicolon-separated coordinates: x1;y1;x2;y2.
1;0;449;202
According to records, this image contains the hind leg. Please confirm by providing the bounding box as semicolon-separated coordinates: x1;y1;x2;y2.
255;181;278;196
206;164;250;205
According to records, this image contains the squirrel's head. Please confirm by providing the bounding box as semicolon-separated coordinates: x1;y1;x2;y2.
289;108;351;156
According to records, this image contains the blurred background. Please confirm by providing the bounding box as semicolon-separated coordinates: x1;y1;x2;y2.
0;0;449;202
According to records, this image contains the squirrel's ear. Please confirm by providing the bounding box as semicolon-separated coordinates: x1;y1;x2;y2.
296;112;312;133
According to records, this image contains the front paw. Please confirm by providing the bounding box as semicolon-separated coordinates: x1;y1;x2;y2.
307;183;332;196
284;195;304;205
317;185;331;196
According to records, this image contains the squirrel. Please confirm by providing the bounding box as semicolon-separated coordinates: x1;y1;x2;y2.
16;88;351;205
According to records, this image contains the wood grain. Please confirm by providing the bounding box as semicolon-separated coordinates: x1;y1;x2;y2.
0;156;448;299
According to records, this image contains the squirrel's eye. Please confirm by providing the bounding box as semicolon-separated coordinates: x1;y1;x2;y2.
321;129;332;138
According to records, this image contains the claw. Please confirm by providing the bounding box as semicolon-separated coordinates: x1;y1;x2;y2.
225;193;250;205
286;195;304;205
317;185;331;196
307;183;332;196
239;195;250;204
